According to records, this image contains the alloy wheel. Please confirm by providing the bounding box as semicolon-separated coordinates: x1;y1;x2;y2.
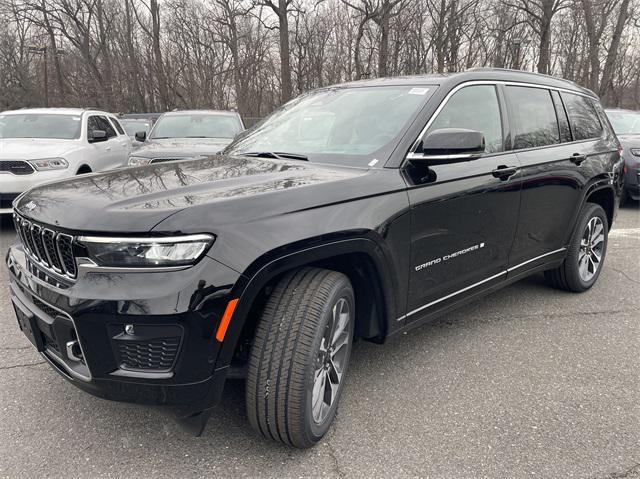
578;216;605;282
312;297;351;424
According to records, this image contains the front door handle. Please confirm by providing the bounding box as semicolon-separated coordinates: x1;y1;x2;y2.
570;153;587;165
492;165;518;180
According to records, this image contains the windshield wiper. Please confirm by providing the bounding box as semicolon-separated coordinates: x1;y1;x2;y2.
242;151;309;161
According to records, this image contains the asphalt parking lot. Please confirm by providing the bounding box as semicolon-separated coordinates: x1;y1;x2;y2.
0;205;638;479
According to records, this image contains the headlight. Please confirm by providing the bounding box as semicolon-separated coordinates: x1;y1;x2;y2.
630;148;640;157
77;234;214;267
29;157;68;170
128;156;153;166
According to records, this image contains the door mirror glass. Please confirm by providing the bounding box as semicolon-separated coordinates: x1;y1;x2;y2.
135;131;147;142
89;129;108;143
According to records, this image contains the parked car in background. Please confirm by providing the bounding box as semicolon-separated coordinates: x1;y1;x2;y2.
120;118;153;137
605;108;640;204
119;112;163;125
0;108;131;214
119;118;153;148
127;110;244;166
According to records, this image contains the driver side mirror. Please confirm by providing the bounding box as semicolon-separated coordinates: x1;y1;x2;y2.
135;131;147;142
410;128;485;164
88;129;108;143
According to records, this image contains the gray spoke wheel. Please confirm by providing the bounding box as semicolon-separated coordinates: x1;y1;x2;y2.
578;216;605;282
545;202;608;292
311;297;351;424
246;267;355;448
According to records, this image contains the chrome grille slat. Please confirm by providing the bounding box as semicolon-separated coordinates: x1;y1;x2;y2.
31;224;50;266
42;229;63;273
13;213;77;280
56;234;76;278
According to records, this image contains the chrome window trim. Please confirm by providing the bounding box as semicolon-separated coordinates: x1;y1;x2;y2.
397;247;567;321
408;79;600;156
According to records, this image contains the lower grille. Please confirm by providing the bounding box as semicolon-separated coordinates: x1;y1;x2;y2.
117;337;181;371
42;331;61;355
0;160;34;175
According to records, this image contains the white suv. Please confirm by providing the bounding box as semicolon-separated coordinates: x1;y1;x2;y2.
0;108;132;213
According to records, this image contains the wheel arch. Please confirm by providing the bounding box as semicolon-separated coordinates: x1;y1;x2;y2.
585;186;614;228
217;237;399;369
565;181;616;246
76;164;92;174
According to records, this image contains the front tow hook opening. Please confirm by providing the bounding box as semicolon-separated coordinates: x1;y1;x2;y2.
66;340;83;362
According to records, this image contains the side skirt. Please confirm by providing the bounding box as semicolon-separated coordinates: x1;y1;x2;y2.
389;257;564;338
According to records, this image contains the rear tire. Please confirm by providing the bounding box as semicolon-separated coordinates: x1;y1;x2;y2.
246;267;355;448
544;203;608;292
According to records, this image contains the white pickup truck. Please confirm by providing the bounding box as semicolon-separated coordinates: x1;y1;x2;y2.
0;108;132;213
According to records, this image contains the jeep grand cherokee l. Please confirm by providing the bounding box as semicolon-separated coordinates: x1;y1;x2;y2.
6;69;622;448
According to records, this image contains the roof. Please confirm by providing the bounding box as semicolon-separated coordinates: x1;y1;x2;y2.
0;108;109;115
329;68;597;98
163;110;238;116
161;110;240;117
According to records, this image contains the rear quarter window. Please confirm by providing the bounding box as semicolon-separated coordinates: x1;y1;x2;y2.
561;92;603;140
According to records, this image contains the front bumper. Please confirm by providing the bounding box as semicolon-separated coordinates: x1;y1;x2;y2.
6;241;243;418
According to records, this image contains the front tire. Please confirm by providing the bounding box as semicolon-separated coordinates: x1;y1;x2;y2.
246;267;354;448
544;203;608;292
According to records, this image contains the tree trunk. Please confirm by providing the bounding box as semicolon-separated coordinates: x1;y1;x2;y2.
150;0;170;110
278;0;292;103
377;6;390;76
599;0;630;103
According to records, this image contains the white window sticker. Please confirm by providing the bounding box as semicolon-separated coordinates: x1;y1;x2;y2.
408;87;429;95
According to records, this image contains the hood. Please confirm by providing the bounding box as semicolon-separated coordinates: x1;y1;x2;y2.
134;138;233;159
0;138;79;159
14;155;367;233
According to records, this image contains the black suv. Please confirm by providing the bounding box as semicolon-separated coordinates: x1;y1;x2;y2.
6;69;623;448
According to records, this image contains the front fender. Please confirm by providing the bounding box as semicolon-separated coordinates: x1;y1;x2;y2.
215;235;404;369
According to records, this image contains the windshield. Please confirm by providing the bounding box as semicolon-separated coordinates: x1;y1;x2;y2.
224;86;435;166
0;113;82;140
150;114;242;139
606;110;640;135
121;119;152;137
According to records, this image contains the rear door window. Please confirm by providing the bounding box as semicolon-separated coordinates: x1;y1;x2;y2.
506;86;560;149
561;92;603;140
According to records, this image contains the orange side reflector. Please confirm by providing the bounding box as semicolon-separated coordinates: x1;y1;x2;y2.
215;299;239;342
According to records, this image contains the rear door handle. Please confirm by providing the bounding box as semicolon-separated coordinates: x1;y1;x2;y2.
491;165;518;180
570;153;587;165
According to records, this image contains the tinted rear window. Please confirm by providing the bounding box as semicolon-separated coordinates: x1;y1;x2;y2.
507;86;559;150
561;93;602;140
